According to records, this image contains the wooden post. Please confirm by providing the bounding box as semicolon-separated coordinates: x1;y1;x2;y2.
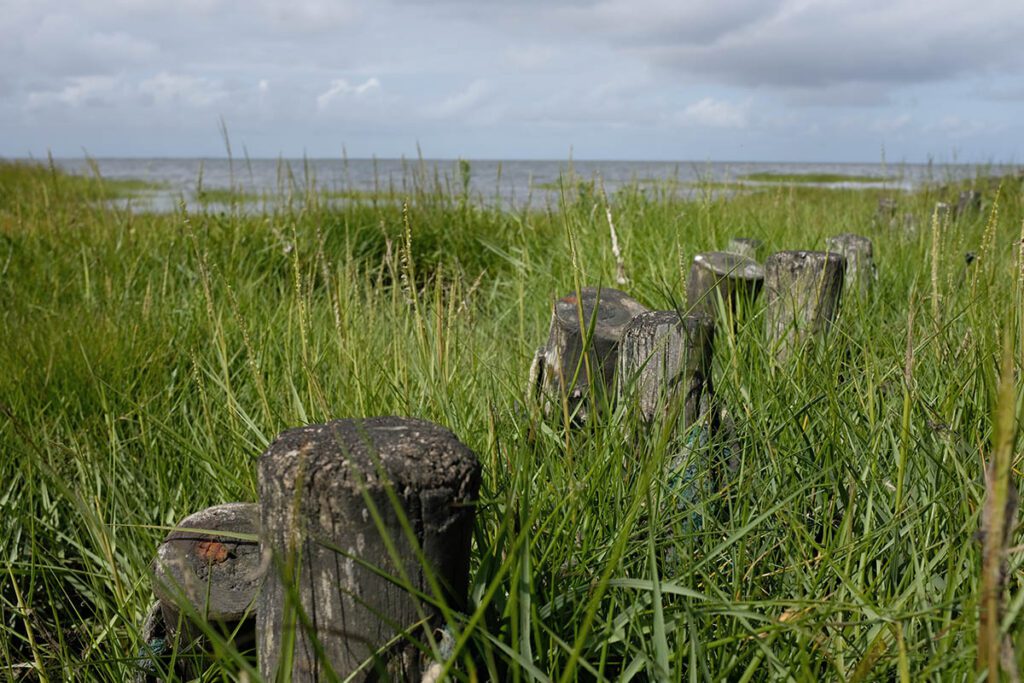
824;233;875;297
532;287;648;422
876;197;898;224
617;311;714;426
764;251;845;362
725;237;763;261
956;190;981;217
257;417;481;681
151;503;262;677
132;601;170;683
685;251;764;324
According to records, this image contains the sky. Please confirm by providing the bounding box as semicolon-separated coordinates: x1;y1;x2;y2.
2;0;1023;162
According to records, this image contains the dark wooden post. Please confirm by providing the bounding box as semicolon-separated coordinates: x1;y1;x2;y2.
824;233;875;297
150;503;262;677
764;251;845;362
531;287;648;422
617;311;714;427
725;237;763;261
257;417;481;682
685;251;764;324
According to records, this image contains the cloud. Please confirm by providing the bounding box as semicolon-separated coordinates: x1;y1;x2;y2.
586;0;1024;94
139;72;227;107
26;75;128;109
870;113;912;133
253;0;360;33
676;97;750;128
422;80;493;119
315;77;381;110
506;45;557;69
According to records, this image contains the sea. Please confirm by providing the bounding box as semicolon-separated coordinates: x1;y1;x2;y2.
49;157;1017;212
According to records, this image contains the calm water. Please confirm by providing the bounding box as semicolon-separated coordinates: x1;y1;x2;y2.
51;157;1014;212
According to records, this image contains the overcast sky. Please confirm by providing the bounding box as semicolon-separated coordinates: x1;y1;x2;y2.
2;0;1023;161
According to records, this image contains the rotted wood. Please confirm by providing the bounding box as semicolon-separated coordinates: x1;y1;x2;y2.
531;287;649;422
725;237;764;261
257;417;481;682
150;503;262;678
685;251;764;324
617;311;714;428
824;233;875;297
763;250;846;362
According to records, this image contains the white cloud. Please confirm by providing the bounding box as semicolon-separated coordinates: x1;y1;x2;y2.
871;113;912;133
254;0;360;32
422;80;493;119
139;72;226;107
506;45;556;69
676;97;750;128
26;75;127;109
315;77;381;110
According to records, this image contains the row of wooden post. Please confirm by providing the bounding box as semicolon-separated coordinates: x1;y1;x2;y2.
141;234;876;681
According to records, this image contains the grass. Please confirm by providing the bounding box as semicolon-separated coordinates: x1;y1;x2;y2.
739;172;896;184
1;158;1023;680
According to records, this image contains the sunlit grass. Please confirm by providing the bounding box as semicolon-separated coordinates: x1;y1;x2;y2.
0;158;1022;680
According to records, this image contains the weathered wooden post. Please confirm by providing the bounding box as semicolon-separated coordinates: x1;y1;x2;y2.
824;233;875;297
685;251;764;324
257;417;481;681
763;251;845;362
530;287;648;422
150;503;262;678
876;197;898;224
725;237;764;261
617;311;714;426
618;311;717;531
956;190;981;217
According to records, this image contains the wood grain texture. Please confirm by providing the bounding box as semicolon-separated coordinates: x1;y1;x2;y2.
536;287;648;422
257;417;480;682
764;250;845;362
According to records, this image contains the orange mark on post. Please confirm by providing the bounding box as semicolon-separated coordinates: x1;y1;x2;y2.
561;295;577;304
196;540;229;564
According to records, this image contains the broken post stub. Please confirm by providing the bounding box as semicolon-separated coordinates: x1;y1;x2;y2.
685;251;764;326
150;503;262;677
617;311;714;428
530;287;648;422
824;233;875;298
764;250;846;362
725;237;764;261
257;417;481;682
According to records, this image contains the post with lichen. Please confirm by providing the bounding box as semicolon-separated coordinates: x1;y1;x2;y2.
685;251;764;327
529;287;648;422
256;417;481;682
824;234;875;297
144;503;262;680
763;250;845;362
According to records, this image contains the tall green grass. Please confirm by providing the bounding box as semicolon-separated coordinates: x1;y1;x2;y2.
1;159;1022;680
